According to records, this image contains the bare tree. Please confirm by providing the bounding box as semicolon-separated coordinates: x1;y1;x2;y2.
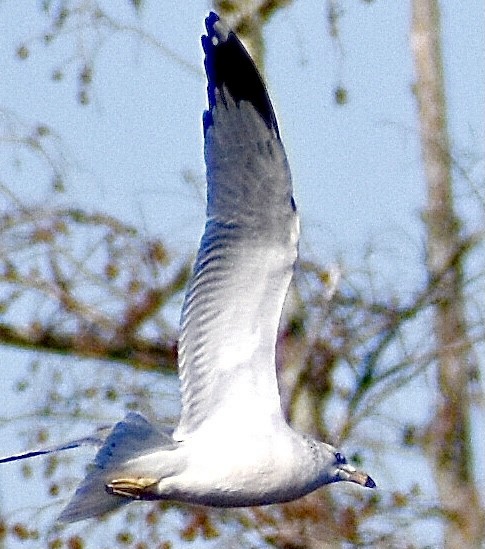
411;0;484;546
0;1;483;548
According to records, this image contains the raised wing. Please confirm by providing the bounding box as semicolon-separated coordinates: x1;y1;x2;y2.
174;13;299;440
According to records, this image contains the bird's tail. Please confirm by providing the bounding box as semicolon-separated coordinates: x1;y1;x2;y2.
58;412;172;523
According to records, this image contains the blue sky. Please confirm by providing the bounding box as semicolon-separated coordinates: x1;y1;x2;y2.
0;1;483;546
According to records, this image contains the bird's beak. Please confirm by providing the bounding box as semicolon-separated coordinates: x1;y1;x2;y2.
339;463;376;488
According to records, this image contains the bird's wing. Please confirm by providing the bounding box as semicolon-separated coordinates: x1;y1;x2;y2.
0;427;110;464
174;13;299;440
58;412;175;523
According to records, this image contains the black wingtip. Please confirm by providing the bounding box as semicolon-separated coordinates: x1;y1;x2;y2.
202;11;279;138
205;11;219;30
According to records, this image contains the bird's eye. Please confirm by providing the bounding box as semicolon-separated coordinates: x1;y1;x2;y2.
335;452;347;464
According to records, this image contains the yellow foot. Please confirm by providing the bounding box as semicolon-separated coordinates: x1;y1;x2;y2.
106;477;159;500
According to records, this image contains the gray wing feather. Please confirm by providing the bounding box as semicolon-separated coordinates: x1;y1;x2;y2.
175;17;299;439
58;412;174;523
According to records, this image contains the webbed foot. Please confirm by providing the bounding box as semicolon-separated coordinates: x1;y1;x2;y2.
106;477;159;500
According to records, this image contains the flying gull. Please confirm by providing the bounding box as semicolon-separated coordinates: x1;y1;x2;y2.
0;12;375;523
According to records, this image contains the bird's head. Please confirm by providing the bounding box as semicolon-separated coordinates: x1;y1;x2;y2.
315;442;376;489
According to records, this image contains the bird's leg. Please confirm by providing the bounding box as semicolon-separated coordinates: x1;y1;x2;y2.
106;477;159;500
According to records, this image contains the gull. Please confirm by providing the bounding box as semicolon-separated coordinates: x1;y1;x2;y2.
0;12;375;523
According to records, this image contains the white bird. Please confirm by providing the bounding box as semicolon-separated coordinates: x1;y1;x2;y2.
0;12;375;523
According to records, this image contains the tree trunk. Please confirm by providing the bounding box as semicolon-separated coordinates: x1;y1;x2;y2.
410;1;483;546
